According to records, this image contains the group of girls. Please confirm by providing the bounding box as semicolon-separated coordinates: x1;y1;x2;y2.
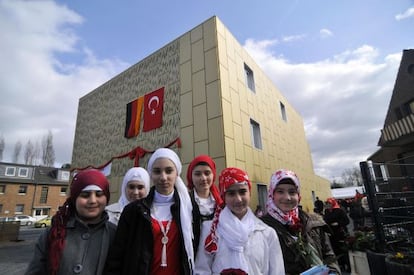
26;148;341;275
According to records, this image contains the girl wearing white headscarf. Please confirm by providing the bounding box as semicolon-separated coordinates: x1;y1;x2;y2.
104;148;194;275
106;167;150;225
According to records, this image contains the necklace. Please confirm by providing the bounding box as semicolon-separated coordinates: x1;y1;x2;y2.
157;219;172;267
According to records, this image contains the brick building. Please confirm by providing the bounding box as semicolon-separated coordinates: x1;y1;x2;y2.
0;162;70;219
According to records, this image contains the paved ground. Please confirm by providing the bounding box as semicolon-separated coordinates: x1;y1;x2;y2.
0;227;42;275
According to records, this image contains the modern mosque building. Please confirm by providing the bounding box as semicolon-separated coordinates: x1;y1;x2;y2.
71;16;331;212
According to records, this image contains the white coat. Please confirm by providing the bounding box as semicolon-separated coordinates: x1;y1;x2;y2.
195;214;285;275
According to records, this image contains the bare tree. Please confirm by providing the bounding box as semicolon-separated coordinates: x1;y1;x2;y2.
13;140;22;163
0;135;4;161
341;167;363;186
33;141;41;165
24;140;35;164
42;131;55;167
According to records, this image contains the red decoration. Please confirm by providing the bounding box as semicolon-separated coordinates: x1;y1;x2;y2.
71;137;181;172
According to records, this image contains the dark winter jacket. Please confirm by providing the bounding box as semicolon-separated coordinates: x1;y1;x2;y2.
261;210;341;275
104;187;192;275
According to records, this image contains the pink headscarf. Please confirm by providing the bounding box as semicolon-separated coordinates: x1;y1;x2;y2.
266;169;301;231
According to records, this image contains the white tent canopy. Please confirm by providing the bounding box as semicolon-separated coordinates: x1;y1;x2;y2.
331;186;365;199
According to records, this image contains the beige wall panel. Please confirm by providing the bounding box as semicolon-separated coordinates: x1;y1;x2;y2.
194;104;208;142
227;58;238;91
233;123;245;161
181;92;193;127
180;125;194;163
193;70;206;105
203;17;217;51
206;81;222;119
191;39;204;73
217;32;228;70
194;140;209;157
218;66;230;101
230;89;242;124
224;136;235;167
214;156;226;177
222;99;234;138
205;48;219;84
179;34;191;64
191;24;203;43
180;61;192;93
208;118;225;158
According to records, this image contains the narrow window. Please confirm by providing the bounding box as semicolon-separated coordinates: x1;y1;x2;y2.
18;185;28;195
244;63;255;92
0;185;5;194
39;186;48;203
250;119;262;149
280;102;287;122
5;167;15;176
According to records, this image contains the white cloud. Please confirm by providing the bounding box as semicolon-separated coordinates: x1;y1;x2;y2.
0;0;129;165
319;28;333;38
395;7;414;21
282;34;306;42
244;39;401;180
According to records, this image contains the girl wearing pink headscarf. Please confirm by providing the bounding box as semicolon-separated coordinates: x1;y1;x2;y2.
195;167;285;275
186;155;223;258
261;169;341;274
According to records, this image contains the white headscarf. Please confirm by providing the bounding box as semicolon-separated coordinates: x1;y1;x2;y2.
118;167;150;209
147;148;194;270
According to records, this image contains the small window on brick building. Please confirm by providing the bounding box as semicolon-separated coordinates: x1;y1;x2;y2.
0;185;5;194
18;185;28;195
15;204;24;214
60;187;68;195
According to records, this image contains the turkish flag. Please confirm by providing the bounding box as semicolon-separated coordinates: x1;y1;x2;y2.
143;87;164;132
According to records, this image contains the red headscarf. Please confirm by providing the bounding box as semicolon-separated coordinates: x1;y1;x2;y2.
326;197;340;209
186;155;223;206
48;169;110;275
205;167;251;254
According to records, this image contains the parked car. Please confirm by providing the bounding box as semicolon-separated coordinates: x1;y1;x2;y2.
0;216;18;222
34;216;52;228
14;215;37;226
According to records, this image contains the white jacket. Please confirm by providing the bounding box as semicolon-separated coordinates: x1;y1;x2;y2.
195;214;285;275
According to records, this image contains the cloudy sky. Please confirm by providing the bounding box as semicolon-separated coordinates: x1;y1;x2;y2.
0;0;413;181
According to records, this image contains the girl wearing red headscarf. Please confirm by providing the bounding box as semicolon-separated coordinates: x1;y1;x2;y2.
186;155;223;258
26;169;116;275
324;197;350;272
194;167;285;275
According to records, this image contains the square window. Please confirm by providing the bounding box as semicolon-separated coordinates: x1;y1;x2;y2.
15;204;24;214
5;167;15;176
250;119;262;149
18;168;28;177
61;171;70;181
18;185;28;195
60;187;68;195
244;63;255;92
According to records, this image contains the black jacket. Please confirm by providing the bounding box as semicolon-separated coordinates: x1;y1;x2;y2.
104;187;192;275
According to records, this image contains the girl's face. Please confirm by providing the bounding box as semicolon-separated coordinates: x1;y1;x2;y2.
75;190;107;223
224;184;250;219
192;164;214;196
272;183;300;213
151;158;178;195
126;180;147;202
